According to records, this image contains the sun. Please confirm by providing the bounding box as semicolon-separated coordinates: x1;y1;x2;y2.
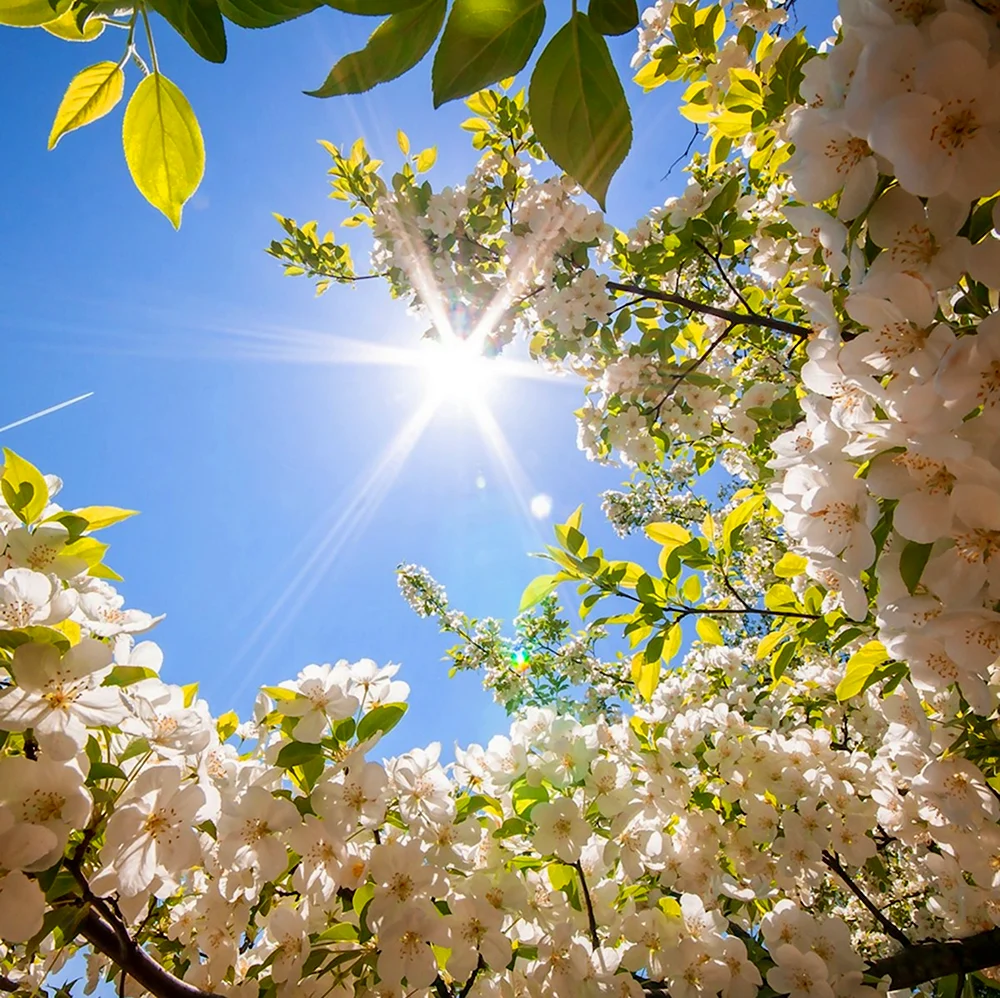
418;334;492;406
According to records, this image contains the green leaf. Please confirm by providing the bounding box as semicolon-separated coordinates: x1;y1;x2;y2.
41;5;104;38
276;741;325;768
356;702;407;742
318;922;359;942
696;617;723;645
547;861;576;891
899;540;933;595
69;506;139;530
150;0;228;63
836;640;888;702
305;0;447;97
181;681;199;707
103;665;159;687
527;12;631;208
493;816;529;838
645;522;690;546
122;73;205;229
217;709;239;741
415;147;437;172
2;448;49;524
633;656;660;701
431;0;545;106
773;552;807;578
519;573;560;612
721;493;764;553
88;761;127;781
352;881;374;918
327;0;425;12
763;583;797;611
587;0;637;35
218;0;320;27
48;62;124;150
511;780;548;817
0;0;68;26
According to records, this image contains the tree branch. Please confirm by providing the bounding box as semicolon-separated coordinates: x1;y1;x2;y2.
78;909;215;998
606;281;811;340
573;861;600;951
822;851;910;947
867;928;1000;990
654;321;736;414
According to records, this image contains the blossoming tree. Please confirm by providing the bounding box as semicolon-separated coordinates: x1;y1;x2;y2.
3;1;1000;997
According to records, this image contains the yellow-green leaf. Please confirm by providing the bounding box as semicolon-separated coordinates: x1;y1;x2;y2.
774;552;807;578
42;5;103;38
633;653;660;701
397;129;409;154
662;622;682;662
182;681;199;707
123;73;205;228
835;640;888;702
71;506;139;530
645;522;690;546
756;628;787;660
682;574;702;602
764;583;797;611
696;617;723;645
415;147;437;172
49;61;124;149
519;573;560;612
721;493;764;552
0;0;69;26
217;709;239;741
1;448;49;524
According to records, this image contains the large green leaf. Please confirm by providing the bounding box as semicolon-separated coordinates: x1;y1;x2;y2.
431;0;545;106
588;0;637;35
0;0;68;26
48;62;124;150
305;0;446;96
122;73;205;228
218;0;320;27
528;13;631;208
836;640;888;702
328;0;426;13
2;448;49;524
151;0;228;63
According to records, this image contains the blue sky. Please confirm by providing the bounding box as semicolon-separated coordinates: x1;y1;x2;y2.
0;2;836;759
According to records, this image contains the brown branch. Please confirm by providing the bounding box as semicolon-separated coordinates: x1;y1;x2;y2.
654;320;736;414
605;281;811;340
78;909;215;998
573;861;600;951
822;851;910;947
867;928;1000;990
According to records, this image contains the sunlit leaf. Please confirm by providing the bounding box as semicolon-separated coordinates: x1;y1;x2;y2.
431;0;544;106
836;640;888;701
306;0;446;97
527;13;631;208
123;73;205;228
48;62;124;150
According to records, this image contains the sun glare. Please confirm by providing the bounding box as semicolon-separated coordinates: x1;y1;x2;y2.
419;335;492;405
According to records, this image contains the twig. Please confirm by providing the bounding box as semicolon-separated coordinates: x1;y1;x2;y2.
573;861;600;951
654;321;736;414
662;124;701;181
605;281;811;340
821;850;910;947
459;957;485;998
694;239;753;314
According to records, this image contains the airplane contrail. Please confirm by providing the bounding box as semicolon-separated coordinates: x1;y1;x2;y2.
0;392;94;433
